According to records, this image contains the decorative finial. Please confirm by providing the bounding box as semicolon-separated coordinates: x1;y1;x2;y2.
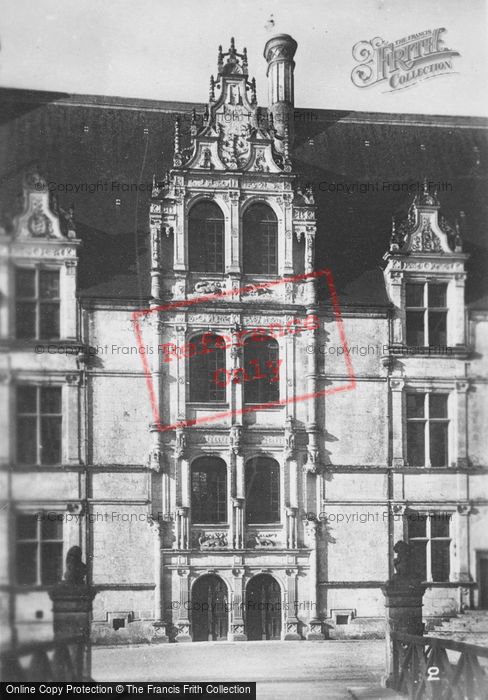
250;77;257;104
209;75;215;101
173;117;182;166
217;45;223;70
230;37;236;54
283;123;291;168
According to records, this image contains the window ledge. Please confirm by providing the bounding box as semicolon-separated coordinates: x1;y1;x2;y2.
387;344;470;358
186;402;229;408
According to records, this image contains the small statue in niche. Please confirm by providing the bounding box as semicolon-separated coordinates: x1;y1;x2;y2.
63;546;87;584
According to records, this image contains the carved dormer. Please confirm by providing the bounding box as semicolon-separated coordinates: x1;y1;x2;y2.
0;171;82;341
172;38;289;174
384;182;469;350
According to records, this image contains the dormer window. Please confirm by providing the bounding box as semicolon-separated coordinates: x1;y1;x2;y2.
15;268;60;340
405;282;447;347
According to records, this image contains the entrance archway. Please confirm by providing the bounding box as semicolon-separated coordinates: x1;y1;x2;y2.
191;574;228;641
245;574;282;640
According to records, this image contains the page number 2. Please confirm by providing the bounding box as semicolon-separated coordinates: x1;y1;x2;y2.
427;666;440;681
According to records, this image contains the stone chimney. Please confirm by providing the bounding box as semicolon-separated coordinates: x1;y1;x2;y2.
263;34;298;145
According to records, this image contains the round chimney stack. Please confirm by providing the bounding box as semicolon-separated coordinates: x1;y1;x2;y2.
263;34;298;143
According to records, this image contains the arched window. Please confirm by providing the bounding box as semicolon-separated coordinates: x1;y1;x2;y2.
188;201;225;273
243;335;280;404
243;204;278;275
189;334;227;403
191;457;227;524
245;457;280;524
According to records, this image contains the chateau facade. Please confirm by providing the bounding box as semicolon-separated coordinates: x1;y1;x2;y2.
1;35;487;645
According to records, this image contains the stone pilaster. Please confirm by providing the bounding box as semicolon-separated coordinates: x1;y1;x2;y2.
455;380;469;468
64;374;81;465
229;568;246;641
284;568;301;639
147;516;168;643
304;517;324;639
390;378;405;467
175;568;192;642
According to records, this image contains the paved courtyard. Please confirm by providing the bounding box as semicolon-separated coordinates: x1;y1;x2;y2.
93;640;385;699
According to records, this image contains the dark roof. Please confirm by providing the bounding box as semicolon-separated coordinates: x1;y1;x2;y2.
1;88;487;308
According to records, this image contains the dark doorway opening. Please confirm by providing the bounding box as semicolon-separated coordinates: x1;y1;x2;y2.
245;574;282;640
191;574;228;641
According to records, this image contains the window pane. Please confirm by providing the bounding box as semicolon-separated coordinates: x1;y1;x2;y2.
15;302;36;339
15;269;36;297
188;202;224;273
430;394;448;418
41;515;63;540
243;204;278;275
408;514;427;538
428;284;447;308
17;386;37;413
17;416;37;464
40;416;62;465
431;516;450;538
431;540;450;581
17;543;38;585
430;422;448;466
406;311;425;346
17;513;37;539
428;311;447;346
39;303;60;339
41;542;63;584
406;283;424;307
189;335;226;402
245;457;280;523
39;270;60;299
407;393;425;418
407;422;425;466
410;540;427;580
40;387;62;414
191;458;227;523
243;337;280;404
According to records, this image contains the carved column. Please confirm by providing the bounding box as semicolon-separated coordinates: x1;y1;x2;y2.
304;517;324;639
149;214;162;300
456;505;473;592
147;517;168;642
175;568;192;642
232;498;245;550
230;425;243;549
228;190;240;273
286;507;298;550
390;378;405;467
173;186;186;273
65;374;81;465
284;568;300;640
388;270;404;344
174;428;189;550
452;272;467;347
62;260;78;339
229;568;246;641
282;192;294;275
455;380;469;468
175;324;187;423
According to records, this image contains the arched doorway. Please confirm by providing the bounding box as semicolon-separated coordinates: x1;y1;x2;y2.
191;574;228;642
245;574;282;640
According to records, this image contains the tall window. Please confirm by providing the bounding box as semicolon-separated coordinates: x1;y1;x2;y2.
191;457;227;523
243;204;278;275
405;282;447;347
15;268;60;339
188;202;224;273
407;512;451;581
243;335;280;404
406;393;449;467
16;512;63;585
17;386;62;465
189;334;227;403
245;457;280;524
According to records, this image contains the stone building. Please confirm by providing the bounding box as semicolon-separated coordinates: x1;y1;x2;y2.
0;34;487;645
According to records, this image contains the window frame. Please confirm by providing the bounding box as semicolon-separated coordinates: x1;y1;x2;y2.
243;335;280;405
406;511;452;583
14;265;61;340
245;457;281;525
242;204;278;276
16;384;63;466
188;202;225;274
188;333;228;404
406;391;450;467
15;511;64;587
405;281;448;347
191;457;228;525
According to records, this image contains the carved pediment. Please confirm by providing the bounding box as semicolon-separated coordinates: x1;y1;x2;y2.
13;172;76;241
